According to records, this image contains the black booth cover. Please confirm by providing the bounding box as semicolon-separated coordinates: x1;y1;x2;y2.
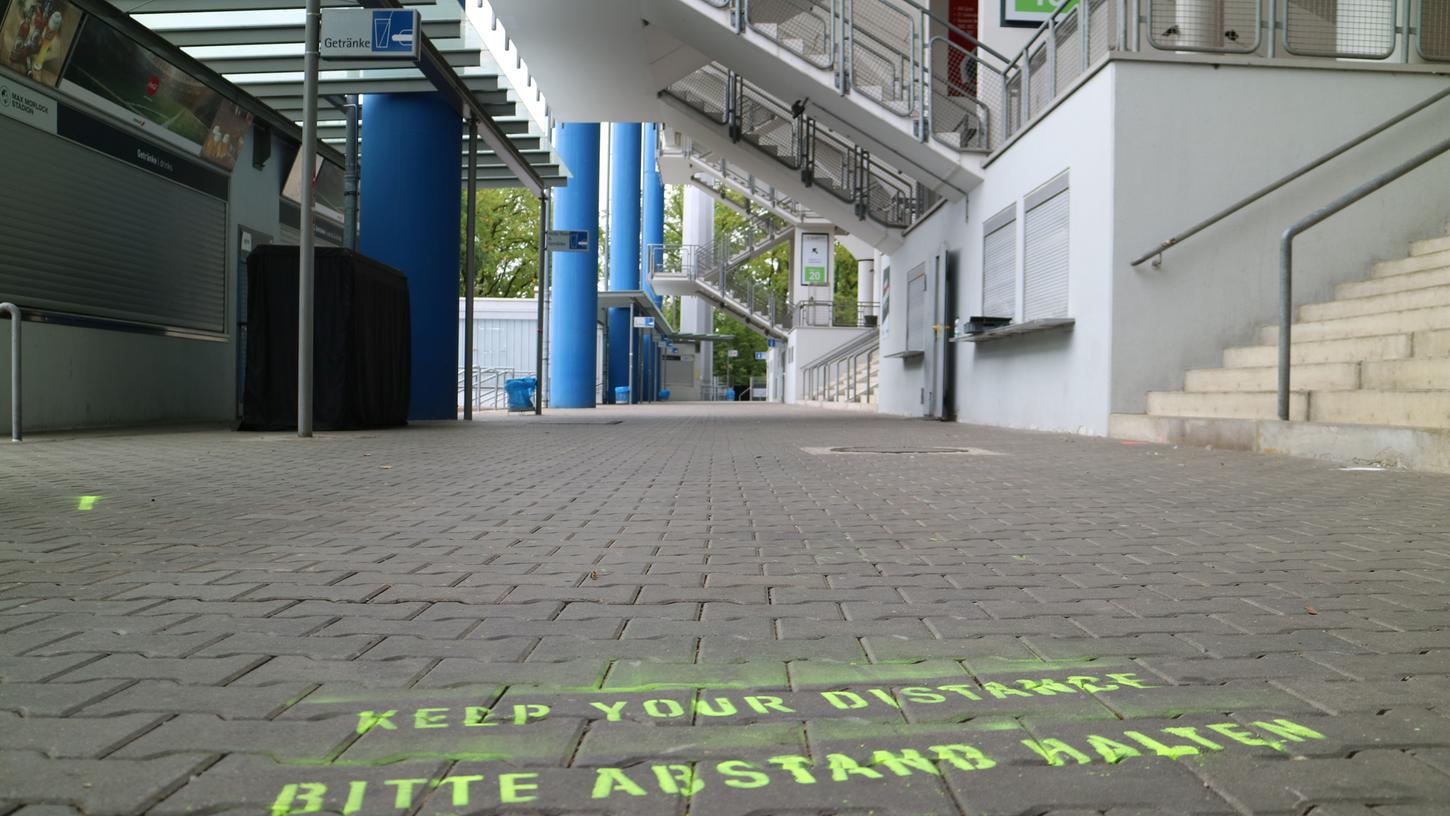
240;246;410;431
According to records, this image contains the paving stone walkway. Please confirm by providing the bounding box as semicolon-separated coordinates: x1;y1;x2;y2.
2;403;1449;816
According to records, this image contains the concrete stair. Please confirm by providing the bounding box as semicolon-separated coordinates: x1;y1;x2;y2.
1112;222;1450;472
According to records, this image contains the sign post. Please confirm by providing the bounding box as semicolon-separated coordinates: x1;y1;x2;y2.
298;0;321;438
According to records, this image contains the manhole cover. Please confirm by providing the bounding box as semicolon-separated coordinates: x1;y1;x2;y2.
801;446;1003;456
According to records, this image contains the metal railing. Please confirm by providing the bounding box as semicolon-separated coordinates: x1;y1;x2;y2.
796;297;881;327
692;0;1448;163
2;303;19;442
1276;133;1450;420
648;212;797;336
1131;84;1450;267
456;366;521;412
802;329;879;403
667;63;922;229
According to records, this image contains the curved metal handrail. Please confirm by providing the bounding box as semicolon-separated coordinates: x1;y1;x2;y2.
1;302;19;442
1132;85;1450;268
1275;134;1450;421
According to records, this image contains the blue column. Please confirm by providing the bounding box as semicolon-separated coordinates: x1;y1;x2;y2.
641;334;654;401
358;93;460;420
642;123;665;308
607;123;642;403
550;122;600;408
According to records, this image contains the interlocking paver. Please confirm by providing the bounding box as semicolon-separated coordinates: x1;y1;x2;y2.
0;403;1447;815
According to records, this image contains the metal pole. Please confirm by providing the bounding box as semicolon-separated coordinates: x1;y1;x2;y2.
1267;0;1277;59
1278;133;1450;420
297;0;320;438
1;303;19;442
535;192;549;415
343;94;360;250
463;116;479;420
628;302;636;403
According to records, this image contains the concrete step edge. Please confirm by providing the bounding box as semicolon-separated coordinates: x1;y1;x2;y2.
1108;414;1450;472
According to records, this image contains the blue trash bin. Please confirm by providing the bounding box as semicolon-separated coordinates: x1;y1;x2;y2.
725;388;736;401
504;377;537;412
658;389;670;401
614;386;630;404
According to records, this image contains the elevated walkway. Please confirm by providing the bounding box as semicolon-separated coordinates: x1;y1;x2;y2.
660;63;917;250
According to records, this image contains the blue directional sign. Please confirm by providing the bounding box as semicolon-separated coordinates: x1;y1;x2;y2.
767;339;777;348
371;10;417;54
320;9;420;60
546;230;591;253
755;351;768;361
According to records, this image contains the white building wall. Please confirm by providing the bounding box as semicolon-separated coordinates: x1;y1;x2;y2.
1110;62;1450;415
875;58;1450;434
877;64;1117;430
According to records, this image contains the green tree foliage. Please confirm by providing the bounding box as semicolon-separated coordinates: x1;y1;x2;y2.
459;187;541;298
714;311;769;391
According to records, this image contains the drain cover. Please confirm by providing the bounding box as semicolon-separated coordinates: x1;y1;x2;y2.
802;445;1003;456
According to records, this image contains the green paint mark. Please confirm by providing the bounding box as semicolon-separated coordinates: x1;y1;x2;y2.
76;495;101;511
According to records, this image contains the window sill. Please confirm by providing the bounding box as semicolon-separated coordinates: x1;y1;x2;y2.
883;349;925;359
952;318;1075;343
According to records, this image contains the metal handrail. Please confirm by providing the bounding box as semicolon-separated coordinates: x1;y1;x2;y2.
1;303;18;441
1133;85;1450;268
1276;134;1450;421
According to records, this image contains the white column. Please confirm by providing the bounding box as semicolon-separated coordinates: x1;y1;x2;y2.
857;258;876;317
681;186;715;387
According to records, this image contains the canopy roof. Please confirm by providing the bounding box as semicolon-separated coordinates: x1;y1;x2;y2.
102;0;563;190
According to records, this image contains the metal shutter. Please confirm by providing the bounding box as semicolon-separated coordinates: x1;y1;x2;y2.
0;115;227;333
982;213;1016;319
1023;186;1069;320
905;264;927;352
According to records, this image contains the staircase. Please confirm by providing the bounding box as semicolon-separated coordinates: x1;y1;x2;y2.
1112;224;1450;471
649;214;796;340
663;62;920;235
802;329;879;410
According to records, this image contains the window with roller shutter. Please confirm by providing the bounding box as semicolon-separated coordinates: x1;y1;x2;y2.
1023;173;1070;321
981;204;1017;319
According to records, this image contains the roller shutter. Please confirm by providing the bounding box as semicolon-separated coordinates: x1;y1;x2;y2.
0;114;227;334
982;207;1016;319
1023;184;1069;320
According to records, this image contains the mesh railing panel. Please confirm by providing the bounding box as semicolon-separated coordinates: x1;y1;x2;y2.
1147;0;1261;53
864;178;912;227
929;38;1002;151
1004;72;1023;138
665;65;730;122
738;85;802;169
811;131;856;203
1054;11;1084;93
1284;0;1396;59
1423;1;1450;61
851;31;916;115
748;0;834;68
850;0;918;117
1089;0;1112;61
1027;46;1050;118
